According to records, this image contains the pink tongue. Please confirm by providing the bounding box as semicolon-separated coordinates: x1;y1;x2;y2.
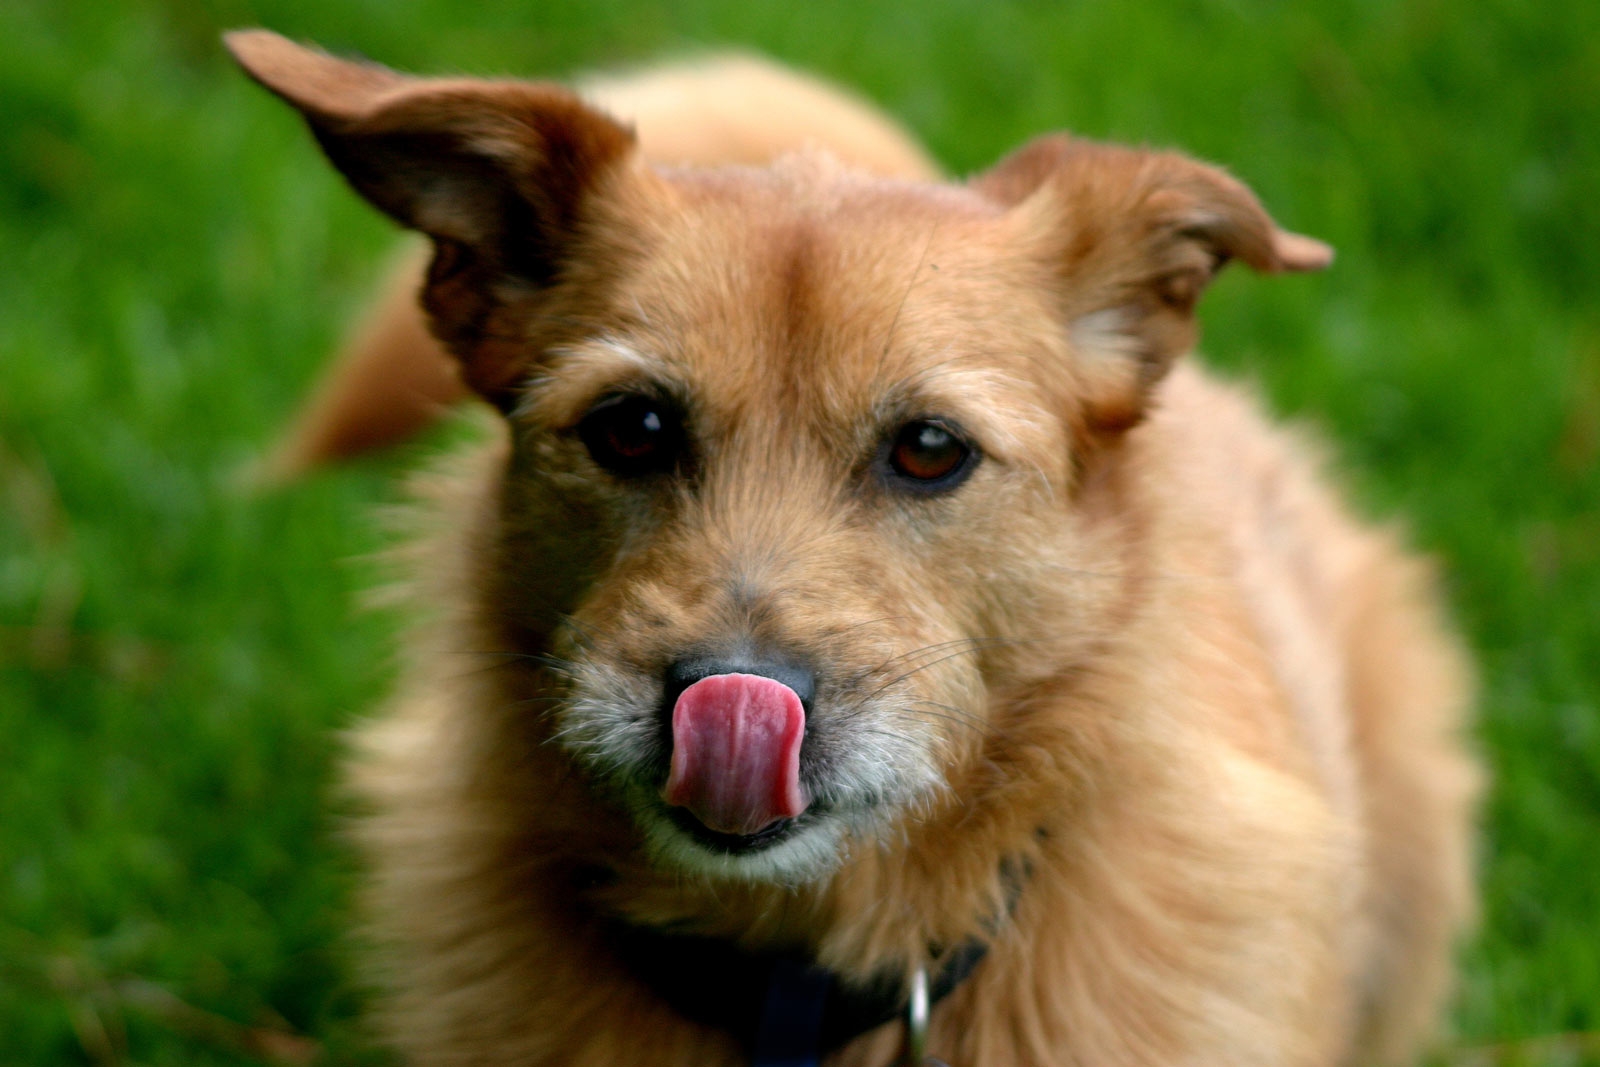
663;673;807;837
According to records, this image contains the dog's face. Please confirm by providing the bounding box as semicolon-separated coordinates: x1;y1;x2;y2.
230;32;1329;883
503;173;1093;879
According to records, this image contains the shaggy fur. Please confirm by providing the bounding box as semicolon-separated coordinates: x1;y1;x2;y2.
253;54;939;481
229;31;1478;1066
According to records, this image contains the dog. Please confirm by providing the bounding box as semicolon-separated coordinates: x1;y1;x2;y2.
228;31;1479;1066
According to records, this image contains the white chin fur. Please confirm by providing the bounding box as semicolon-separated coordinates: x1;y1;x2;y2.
635;805;852;884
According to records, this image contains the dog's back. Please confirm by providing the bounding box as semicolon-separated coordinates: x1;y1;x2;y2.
1139;365;1478;1061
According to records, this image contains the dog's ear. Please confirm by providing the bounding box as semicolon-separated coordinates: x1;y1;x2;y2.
974;135;1332;434
225;30;639;407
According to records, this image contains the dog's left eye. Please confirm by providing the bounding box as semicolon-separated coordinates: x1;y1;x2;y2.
577;394;686;477
883;419;977;492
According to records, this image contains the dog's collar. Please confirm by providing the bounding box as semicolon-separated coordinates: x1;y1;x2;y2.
604;852;1031;1066
606;920;989;1066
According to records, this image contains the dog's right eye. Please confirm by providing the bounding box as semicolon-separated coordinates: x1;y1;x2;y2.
576;394;686;478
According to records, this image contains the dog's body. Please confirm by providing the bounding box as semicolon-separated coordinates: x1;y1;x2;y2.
230;33;1478;1066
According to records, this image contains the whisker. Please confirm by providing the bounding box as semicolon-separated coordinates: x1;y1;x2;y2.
889;702;991;740
865;636;1028;697
868;646;999;698
817;613;912;642
862;635;1008;678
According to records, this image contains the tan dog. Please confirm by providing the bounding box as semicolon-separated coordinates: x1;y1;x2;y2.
229;31;1478;1067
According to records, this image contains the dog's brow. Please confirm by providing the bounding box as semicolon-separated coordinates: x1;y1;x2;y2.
579;336;662;374
879;363;1051;465
516;336;682;424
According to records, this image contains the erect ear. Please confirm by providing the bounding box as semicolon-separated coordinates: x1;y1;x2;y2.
973;135;1332;434
225;30;639;407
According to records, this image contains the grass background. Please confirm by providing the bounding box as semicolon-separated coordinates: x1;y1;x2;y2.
2;0;1597;1063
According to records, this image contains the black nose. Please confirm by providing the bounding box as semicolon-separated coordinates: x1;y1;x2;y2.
662;656;816;716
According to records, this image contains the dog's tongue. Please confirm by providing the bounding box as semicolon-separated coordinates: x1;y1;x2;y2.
664;674;807;837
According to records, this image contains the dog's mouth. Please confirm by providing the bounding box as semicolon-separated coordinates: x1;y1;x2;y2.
557;655;944;872
664;807;804;854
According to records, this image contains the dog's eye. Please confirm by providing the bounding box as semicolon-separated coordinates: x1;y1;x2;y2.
577;394;686;477
884;419;977;491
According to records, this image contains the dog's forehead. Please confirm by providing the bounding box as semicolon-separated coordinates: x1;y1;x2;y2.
650;164;1014;345
591;160;1067;429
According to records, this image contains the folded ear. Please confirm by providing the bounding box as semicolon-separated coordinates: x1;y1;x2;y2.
974;136;1332;434
225;30;639;407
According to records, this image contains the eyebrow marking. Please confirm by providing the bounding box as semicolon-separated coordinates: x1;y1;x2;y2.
586;336;660;373
877;362;1052;466
513;335;672;423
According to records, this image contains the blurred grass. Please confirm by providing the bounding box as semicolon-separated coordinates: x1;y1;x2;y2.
2;0;1596;1063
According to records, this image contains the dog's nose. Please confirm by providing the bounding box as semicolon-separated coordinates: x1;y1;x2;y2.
662;656;816;716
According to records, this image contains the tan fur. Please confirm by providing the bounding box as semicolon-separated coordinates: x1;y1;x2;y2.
229;31;1478;1066
256;54;939;481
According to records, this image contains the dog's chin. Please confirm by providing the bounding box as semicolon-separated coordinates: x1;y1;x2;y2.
635;802;853;884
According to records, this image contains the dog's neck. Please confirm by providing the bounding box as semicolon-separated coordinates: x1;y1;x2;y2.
605;916;992;1064
597;850;1029;1064
583;793;1047;980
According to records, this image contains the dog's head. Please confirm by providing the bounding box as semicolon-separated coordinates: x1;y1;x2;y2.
231;32;1330;883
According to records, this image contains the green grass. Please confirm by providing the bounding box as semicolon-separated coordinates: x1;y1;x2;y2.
3;0;1597;1063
